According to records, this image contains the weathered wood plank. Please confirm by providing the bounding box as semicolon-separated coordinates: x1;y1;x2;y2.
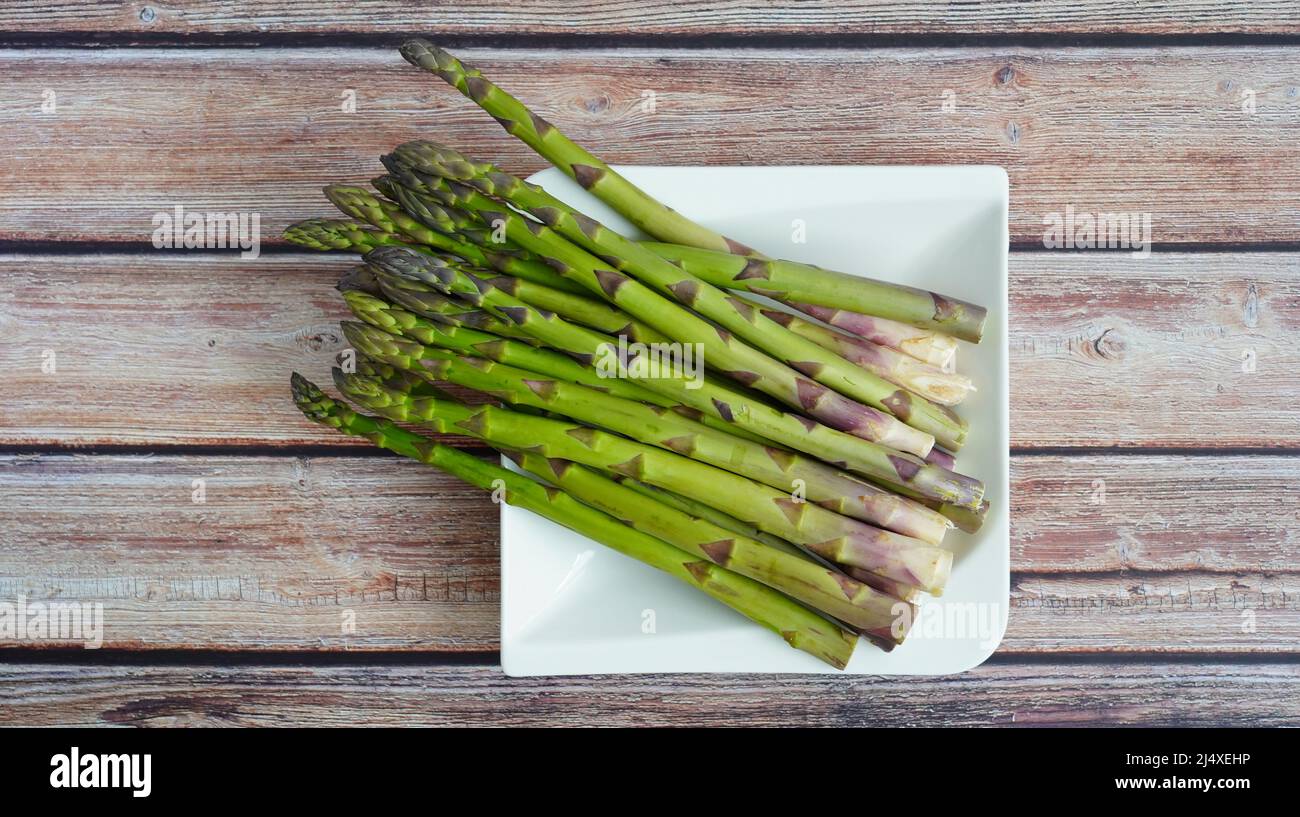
2;660;1297;727
0;253;475;447
2;453;1297;652
0;454;499;650
2;1;1296;36
3;253;1296;448
3;47;1298;244
1013;455;1300;572
1011;253;1300;448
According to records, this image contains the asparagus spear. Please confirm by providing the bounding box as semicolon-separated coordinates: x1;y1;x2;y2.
388;142;970;452
503;449;910;639
375;168;941;458
860;475;991;535
611;477;811;558
392;248;672;345
353;182;682;343
343;298;953;539
758;304;975;406
342;289;772;446
364;246;984;511
291;373;855;668
333;367;953;593
285;217;430;255
782;300;959;370
380;174;549;268
343;318;956;547
612;477;924;604
352;355;443;397
344;276;539;344
643;242;988;344
842;567;925;604
349;353;928;605
323;185;589;295
399;39;757;256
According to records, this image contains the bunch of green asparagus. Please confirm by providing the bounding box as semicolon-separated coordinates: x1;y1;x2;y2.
287;41;991;669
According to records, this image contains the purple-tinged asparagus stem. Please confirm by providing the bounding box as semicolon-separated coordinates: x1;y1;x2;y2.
345;315;955;545
503;449;912;639
787;301;960;370
759;305;975;406
844;567;925;603
642;241;988;344
924;447;957;470
334;365;954;593
619;476;928;605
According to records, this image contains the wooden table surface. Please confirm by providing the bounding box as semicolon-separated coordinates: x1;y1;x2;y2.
2;2;1298;727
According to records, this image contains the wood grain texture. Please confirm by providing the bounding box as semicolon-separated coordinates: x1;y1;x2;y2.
1013;455;1300;572
0;253;478;447
0;454;499;650
2;1;1297;36
3;252;1295;448
3;660;1297;727
3;453;1296;652
1010;253;1300;447
3;48;1298;245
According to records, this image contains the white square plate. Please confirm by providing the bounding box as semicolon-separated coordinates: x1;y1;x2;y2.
502;165;1009;676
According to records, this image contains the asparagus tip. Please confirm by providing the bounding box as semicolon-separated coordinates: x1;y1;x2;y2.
290;373;331;421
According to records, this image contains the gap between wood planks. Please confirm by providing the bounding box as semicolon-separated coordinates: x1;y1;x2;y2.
7;240;1300;255
3;648;1298;667
6;444;1300;458
5;31;1300;51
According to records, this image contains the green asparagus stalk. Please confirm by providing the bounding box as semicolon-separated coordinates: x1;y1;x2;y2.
503;449;910;640
380;174;546;266
384;246;671;345
860;475;991;535
379;173;534;255
364;246;984;511
612;477;924;604
348;355;929;606
343;275;540;345
335;261;547;346
375;167;942;458
399;39;757;256
781;300;960;370
352;355;442;397
333;263;383;296
333;366;953;593
342;289;770;446
343;318;955;547
284;218;430;255
643;242;988;344
291;373;855;668
389;142;970;452
342;297;951;539
757;304;975;406
323;185;589;295
611;477;811;558
355;182;675;343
